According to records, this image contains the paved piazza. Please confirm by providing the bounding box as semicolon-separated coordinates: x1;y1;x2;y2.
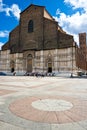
0;76;87;130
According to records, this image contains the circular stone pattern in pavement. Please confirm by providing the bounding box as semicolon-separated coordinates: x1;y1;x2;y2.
9;96;87;124
32;99;73;111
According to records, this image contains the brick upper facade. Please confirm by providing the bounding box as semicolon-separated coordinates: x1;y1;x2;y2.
2;4;74;54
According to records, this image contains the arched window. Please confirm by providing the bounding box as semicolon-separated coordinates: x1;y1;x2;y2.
27;54;32;59
28;20;33;33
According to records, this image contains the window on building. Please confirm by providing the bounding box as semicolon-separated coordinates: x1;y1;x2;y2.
28;20;33;33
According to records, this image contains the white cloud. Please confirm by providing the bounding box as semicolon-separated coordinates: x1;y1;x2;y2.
0;0;2;5
0;0;21;19
64;0;87;12
56;9;61;15
0;42;4;50
54;0;87;45
10;4;21;19
0;30;9;37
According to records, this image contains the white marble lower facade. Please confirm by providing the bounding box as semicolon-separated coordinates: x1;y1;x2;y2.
0;47;77;73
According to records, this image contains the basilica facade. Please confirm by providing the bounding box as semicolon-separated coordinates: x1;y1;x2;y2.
0;4;78;74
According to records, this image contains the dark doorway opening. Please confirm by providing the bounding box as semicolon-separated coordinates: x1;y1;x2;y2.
48;67;52;73
11;68;14;73
48;63;52;73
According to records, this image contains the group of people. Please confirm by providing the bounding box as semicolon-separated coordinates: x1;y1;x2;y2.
24;72;55;77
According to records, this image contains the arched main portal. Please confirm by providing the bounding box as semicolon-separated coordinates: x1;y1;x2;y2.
27;54;32;72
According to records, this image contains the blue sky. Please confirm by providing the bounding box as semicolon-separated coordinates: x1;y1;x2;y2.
0;0;87;49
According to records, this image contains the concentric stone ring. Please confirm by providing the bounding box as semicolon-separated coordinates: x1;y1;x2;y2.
9;96;87;124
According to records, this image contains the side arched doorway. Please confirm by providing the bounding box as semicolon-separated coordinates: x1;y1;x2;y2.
47;57;52;73
10;60;15;73
27;54;32;72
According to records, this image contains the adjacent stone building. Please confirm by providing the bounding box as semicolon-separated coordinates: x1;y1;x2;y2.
0;4;78;74
76;33;87;71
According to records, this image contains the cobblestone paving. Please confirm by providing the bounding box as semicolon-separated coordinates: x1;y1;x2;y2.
0;76;87;130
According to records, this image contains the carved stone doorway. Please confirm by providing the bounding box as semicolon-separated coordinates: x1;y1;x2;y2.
27;54;32;72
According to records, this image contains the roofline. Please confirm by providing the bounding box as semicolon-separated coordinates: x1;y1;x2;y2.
20;4;45;14
44;8;54;20
44;17;58;24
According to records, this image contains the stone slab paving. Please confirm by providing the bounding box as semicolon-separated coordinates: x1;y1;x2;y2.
0;76;87;130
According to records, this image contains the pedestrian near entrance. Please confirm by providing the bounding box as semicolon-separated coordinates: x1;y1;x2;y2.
13;71;16;76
